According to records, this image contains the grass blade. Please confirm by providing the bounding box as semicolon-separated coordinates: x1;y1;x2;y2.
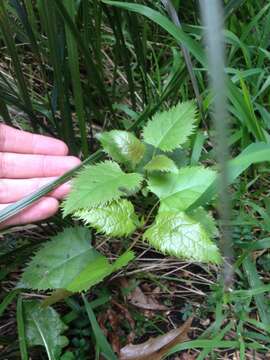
82;294;117;360
102;1;206;67
0;2;37;131
0;290;20;317
243;256;270;325
38;0;76;150
63;0;89;157
161;0;204;119
16;296;28;360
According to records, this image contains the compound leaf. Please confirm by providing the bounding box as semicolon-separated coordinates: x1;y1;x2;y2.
143;101;197;152
148;166;216;211
144;155;178;173
62;161;143;216
24;300;68;360
19;227;99;290
74;199;139;237
97;130;145;166
143;211;221;263
67;251;134;292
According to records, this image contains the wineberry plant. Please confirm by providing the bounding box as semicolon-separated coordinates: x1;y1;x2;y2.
19;101;221;301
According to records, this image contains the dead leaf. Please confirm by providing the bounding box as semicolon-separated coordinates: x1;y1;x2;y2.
120;317;192;360
128;285;168;311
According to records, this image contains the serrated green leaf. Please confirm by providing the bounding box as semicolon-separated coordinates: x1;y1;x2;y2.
24;300;68;360
143;211;221;263
67;251;134;292
97;130;145;166
19;227;99;290
74;199;139;237
189;207;219;238
144;154;178;173
148;166;216;211
62;161;143;216
143;101;197;152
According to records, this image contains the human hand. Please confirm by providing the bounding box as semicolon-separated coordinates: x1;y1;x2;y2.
0;124;81;227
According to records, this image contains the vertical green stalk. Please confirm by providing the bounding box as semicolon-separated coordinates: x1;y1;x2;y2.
24;0;38;37
200;1;233;290
161;0;204;122
126;11;148;105
104;6;137;110
82;294;117;360
64;0;89;157
0;2;37;131
54;0;115;127
39;0;76;151
16;296;28;360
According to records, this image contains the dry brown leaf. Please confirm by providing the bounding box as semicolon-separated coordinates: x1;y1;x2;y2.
128;286;168;311
120;317;192;360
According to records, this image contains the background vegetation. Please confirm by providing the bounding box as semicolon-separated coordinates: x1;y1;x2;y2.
1;0;270;359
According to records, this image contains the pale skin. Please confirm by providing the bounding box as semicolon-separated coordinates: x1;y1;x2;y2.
0;124;81;227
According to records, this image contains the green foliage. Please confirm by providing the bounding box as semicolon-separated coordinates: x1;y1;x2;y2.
59;101;221;264
97;130;145;166
144;154;178;173
189;207;219;238
142;102;196;152
19;227;98;290
19;227;133;293
144;211;221;264
148;166;216;211
24;300;68;360
20;101;221;304
67;251;134;292
74;199;139;237
62;161;143;216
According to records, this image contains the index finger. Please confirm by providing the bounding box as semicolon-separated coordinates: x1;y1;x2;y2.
0;124;68;155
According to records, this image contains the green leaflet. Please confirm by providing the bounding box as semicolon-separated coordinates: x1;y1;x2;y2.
19;226;135;294
67;251;134;292
97;130;145;166
24;300;68;360
144;154;178;173
189;207;219;238
62;161;143;216
148;166;216;211
144;211;221;264
19;227;99;290
143;101;196;152
74;199;139;237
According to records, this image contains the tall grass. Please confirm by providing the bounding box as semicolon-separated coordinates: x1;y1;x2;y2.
1;0;270;358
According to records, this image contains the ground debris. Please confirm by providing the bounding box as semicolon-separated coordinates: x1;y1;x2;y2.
119;317;192;360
